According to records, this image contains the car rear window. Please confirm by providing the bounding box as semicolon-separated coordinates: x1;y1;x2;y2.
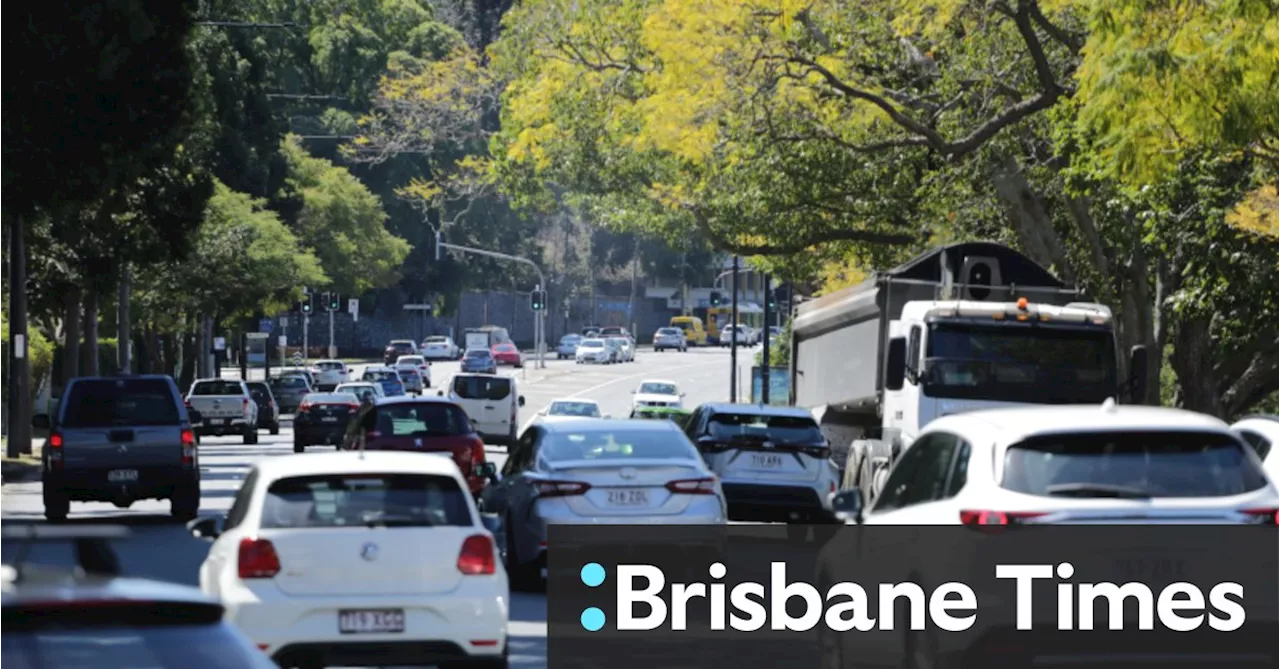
465;349;491;358
271;377;308;389
1001;431;1269;499
62;379;181;428
260;474;472;528
540;428;698;462
452;376;511;401
1;620;276;669
190;381;244;396
397;369;420;380
707;413;824;444
371;402;472;437
246;384;270;402
657;328;680;335
363;371;397;381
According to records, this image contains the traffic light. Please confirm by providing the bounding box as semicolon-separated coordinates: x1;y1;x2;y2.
328;292;341;311
768;287;779;311
301;292;313;315
709;291;722;307
530;290;546;311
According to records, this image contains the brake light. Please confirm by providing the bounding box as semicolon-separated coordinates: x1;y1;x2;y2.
346;402;359;413
47;432;64;469
48;432;64;449
242;398;251;418
666;477;717;494
535;480;591;497
457;534;496;575
1240;507;1279;525
238;538;281;578
297;400;312;413
181;429;196;466
471;438;486;470
959;510;1049;526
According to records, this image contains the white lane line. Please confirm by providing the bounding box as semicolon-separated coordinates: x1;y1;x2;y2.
567;357;727;399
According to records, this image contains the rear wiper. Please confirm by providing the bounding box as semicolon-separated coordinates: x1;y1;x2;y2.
1044;483;1151;499
362;514;433;528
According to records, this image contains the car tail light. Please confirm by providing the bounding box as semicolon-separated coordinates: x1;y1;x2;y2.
1240;507;1279;525
345;402;359;413
666;477;717;494
959;510;1049;526
297;400;312;413
470;438;486;470
458;534;496;575
47;432;64;469
535;480;591;497
181;429;196;466
238;538;281;578
242;398;251;419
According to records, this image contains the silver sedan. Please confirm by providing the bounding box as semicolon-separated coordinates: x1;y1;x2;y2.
479;419;727;589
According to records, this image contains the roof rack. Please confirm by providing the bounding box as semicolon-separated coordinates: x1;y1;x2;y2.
3;525;129;581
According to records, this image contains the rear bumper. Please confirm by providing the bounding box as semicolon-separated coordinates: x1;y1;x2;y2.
273;641;495;667
45;466;197;502
195;419;251;436
721;482;833;521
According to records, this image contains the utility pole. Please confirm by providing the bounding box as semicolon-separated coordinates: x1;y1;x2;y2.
327;293;336;359
7;219;29;457
761;274;771;405
730;256;740;403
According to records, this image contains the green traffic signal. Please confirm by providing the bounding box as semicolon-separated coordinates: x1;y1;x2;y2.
329;293;340;311
301;293;313;314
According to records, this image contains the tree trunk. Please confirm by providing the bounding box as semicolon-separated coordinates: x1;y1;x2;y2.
1169;316;1224;416
61;287;82;388
179;316;197;389
117;263;132;373
82;288;100;376
990;155;1076;284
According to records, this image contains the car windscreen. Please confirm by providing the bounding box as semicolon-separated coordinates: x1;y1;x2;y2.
371;402;473;437
560;336;581;343
539;428;698;462
549;402;600;417
452;376;512;401
363;371;397;381
638;382;677;395
260;473;472;529
316;362;344;371
1;618;276;669
397;357;425;365
1001;431;1269;499
270;377;308;389
707;413;824;444
579;340;604;348
62;379;181;428
189;381;243;396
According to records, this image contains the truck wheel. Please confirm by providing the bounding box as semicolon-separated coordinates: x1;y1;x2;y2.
244;428;259;445
270;422;280;436
294;441;305;454
43;487;70;522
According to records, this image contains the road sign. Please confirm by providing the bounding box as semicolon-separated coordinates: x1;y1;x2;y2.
213;337;227;351
247;332;269;340
280;315;289;327
348;298;359;314
278;335;288;347
259;318;274;333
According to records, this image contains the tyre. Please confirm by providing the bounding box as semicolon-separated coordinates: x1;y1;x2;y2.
270;422;280;436
43;486;70;522
293;441;305;454
243;428;259;445
170;484;200;521
505;519;539;591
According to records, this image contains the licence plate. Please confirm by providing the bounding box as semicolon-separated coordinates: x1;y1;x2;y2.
750;453;784;469
108;469;139;482
606;489;650;507
321;416;340;423
1111;556;1188;582
338;609;405;634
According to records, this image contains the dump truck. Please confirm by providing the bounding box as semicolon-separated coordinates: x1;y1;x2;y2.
789;242;1148;507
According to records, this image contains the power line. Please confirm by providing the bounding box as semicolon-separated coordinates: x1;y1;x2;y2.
195;20;305;29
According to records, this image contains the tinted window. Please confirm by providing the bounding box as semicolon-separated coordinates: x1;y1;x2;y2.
372;402;472;436
271;377;308;389
638;382;677;395
1238;430;1272;461
62;379;180;428
706;412;824;444
261;474;472;528
1;622;276;669
1002;431;1268;498
190;381;244;396
425;337;448;343
539;428;698;462
657;328;680;336
453;376;512;401
580;340;604;349
465;350;491;358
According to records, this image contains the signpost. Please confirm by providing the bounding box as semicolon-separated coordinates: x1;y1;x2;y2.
259;318;273;334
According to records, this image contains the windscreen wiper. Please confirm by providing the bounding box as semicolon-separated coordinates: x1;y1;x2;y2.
1044;483;1151;499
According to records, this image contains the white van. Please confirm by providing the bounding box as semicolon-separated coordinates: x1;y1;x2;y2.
446;373;525;446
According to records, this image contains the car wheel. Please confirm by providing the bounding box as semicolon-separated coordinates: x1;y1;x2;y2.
43;486;70;522
270;422;280;436
243;428;259;445
505;520;539;592
170;484;200;521
294;440;305;453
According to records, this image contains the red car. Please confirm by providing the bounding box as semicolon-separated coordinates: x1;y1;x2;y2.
343;397;494;496
491;342;524;368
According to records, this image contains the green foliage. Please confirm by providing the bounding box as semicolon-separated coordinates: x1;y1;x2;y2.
755;319;793;368
0;316;55;402
282;136;411;294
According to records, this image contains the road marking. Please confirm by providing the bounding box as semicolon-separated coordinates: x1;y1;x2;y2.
567;357;726;399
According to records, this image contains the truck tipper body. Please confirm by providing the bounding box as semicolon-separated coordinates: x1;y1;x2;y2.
789;242;1148;506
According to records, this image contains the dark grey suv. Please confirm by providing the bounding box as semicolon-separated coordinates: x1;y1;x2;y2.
33;375;203;523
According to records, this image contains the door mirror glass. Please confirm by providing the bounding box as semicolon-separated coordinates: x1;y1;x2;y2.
518;396;526;407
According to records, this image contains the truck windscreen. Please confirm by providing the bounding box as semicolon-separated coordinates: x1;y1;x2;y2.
923;323;1117;404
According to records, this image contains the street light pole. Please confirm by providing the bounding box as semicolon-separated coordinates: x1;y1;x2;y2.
761;274;771;405
730;256;740;403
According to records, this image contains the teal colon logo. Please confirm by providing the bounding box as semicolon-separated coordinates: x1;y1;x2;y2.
580;562;607;631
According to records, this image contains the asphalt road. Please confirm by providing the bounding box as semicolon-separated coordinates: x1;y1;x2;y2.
0;345;765;668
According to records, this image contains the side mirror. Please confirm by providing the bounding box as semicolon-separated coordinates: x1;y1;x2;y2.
831;489;864;524
188;515;225;540
31;414;50;430
518;396;526;407
885;338;906;391
188;409;203;424
475;462;498;481
1128;345;1149;404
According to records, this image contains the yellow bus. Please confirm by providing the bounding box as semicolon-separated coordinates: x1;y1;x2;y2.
669;316;708;346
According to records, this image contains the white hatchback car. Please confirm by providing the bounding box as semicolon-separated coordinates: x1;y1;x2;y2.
311;360;349;391
394;354;433;388
631;379;684;410
191;451;509;668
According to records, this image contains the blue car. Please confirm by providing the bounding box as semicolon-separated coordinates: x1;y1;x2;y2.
360;367;406;397
460;348;498;374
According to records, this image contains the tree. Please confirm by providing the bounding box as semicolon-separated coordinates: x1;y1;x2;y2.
281;136;412;295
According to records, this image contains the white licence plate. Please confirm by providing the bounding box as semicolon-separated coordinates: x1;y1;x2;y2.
606;489;650;507
338;609;405;634
750;453;784;469
108;469;139;482
321;416;340;423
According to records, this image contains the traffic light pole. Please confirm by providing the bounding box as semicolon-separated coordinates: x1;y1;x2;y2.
729;255;740;403
762;274;771;405
436;236;547;369
302;313;309;368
